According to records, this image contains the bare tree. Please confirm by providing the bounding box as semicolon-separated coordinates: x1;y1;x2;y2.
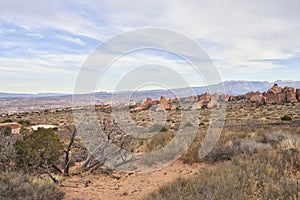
63;126;77;176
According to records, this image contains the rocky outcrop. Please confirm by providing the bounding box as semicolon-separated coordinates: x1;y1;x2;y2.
296;89;300;101
130;106;143;112
170;105;177;111
130;96;180;112
284;87;297;103
192;93;211;109
156;96;170;111
265;84;297;104
239;84;298;105
130;98;159;112
169;97;180;104
207;94;220;108
130;84;300;112
246;91;265;104
141;98;154;110
192;93;221;109
265;84;284;104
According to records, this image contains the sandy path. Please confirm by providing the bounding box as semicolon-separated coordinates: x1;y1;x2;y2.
61;161;210;200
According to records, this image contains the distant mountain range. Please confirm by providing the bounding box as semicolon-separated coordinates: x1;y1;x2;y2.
1;80;300;99
0;92;68;98
221;80;300;95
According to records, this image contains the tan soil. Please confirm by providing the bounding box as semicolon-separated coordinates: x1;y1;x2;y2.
61;161;211;200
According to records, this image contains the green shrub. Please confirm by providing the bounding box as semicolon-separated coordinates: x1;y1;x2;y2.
0;133;21;172
0;172;64;200
14;128;64;173
281;115;292;121
160;126;168;132
17;120;31;126
19;127;32;136
0;126;12;136
1;119;13;123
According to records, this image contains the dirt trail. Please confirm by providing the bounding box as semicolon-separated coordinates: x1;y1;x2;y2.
61;161;211;200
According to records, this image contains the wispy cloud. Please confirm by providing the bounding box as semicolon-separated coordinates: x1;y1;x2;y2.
57;35;85;46
0;0;300;92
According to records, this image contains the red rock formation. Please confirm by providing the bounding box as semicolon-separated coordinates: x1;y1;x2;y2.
172;97;180;104
265;84;285;104
283;87;297;103
129;98;159;112
130;107;143;112
296;89;300;101
141;98;154;109
207;94;220;108
265;84;297;104
156;96;170;111
131;84;299;112
243;91;256;99
170;105;177;111
247;91;266;104
192;93;211;109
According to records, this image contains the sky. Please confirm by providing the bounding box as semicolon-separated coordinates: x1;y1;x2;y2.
0;0;300;93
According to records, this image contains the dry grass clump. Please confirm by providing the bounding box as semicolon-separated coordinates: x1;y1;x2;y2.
145;148;300;200
180;134;205;164
144;131;175;152
146;129;300;199
238;138;273;156
0;172;64;200
181;129;273;164
279;134;300;152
